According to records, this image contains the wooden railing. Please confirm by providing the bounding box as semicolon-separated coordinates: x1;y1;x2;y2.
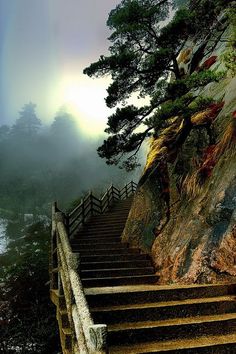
50;181;137;354
68;181;137;237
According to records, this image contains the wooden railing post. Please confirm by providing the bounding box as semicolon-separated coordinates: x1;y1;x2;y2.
125;183;128;198
82;197;85;225
131;181;134;193
107;188;110;209
118;187;121;200
64;213;70;236
89;191;93;216
100;197;103;214
111;184;114;204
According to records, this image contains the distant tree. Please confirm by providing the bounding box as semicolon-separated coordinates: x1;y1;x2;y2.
11;102;41;138
50;108;78;140
0;125;10;141
84;0;228;170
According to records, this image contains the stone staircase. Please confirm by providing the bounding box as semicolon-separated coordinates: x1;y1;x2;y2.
70;197;236;353
71;196;158;288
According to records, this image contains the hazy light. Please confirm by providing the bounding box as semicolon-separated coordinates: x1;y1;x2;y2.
50;74;113;136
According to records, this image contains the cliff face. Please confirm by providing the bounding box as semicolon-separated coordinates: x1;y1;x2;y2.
122;16;236;284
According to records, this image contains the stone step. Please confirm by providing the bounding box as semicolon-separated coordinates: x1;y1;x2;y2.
78;224;126;234
91;296;236;324
109;201;132;207
107;313;236;346
96;207;130;214
73;234;122;241
71;242;128;250
72;237;121;244
110;207;132;212
91;214;129;221
108;208;131;213
80;260;152;270
76;228;124;237
80;230;123;237
73;248;141;256
83;224;125;231
81;267;155;278
84;224;124;231
109;333;236;353
85;284;236;307
82;274;158;288
80;253;150;263
85;218;127;226
75;229;124;237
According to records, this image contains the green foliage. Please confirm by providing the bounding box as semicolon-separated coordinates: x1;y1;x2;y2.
228;7;236;47
105;105;146;134
0;220;61;353
221;7;236;76
149;95;213;131
189;0;233;36
222;49;236;76
167;70;225;100
148;94;193;128
185;70;225;89
187;95;214;112
84;0;230;170
84;1;194;107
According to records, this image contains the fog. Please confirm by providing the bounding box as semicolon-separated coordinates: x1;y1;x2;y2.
0;102;144;216
0;0;148;218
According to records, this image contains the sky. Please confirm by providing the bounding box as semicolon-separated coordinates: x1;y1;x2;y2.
0;0;122;135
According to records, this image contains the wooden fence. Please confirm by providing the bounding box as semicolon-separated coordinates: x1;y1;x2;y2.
68;181;137;237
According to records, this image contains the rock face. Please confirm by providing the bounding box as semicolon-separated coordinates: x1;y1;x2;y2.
122;21;236;284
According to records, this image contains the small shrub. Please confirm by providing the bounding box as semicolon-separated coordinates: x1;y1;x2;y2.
184;110;236;198
191;101;224;125
221;7;236;76
222;49;236;76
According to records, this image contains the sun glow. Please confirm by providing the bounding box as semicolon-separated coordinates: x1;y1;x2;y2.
50;73;149;137
51;75;112;136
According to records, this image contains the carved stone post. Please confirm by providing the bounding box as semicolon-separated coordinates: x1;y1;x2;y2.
68;252;80;273
89;324;107;352
51;205;58;290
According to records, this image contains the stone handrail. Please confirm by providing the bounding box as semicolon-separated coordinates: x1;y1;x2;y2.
50;205;107;354
50;181;137;353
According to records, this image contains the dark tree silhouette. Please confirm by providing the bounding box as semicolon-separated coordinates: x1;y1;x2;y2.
84;0;229;170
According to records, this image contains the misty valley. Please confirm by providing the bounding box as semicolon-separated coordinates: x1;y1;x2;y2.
0;102;141;353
